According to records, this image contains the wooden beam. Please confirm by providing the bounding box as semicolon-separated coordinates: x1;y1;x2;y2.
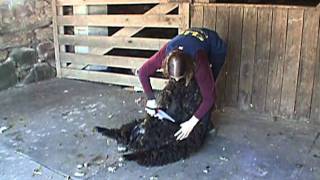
295;9;319;119
194;0;210;3
60;68;167;90
89;3;180;56
112;3;179;37
56;0;160;6
201;3;312;10
251;7;272;113
266;8;288;115
280;9;304;117
57;15;182;28
58;35;169;50
60;53;147;69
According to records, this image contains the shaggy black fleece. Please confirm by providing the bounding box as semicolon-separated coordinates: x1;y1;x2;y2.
95;78;208;166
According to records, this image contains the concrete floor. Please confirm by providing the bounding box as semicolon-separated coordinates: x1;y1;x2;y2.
0;78;319;180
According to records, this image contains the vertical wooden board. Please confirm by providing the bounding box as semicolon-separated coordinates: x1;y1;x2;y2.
203;6;216;30
215;6;229;109
224;7;243;107
190;5;204;28
251;8;272;112
311;12;320;124
295;9;319;119
280;9;304;117
238;7;257;110
179;3;190;33
266;8;288;115
52;0;62;77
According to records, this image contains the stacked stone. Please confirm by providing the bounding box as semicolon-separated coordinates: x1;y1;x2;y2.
0;0;56;91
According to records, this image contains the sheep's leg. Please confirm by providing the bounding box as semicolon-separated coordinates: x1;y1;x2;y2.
94;119;141;144
94;126;122;140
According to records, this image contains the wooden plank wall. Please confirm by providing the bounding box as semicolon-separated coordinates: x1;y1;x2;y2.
191;4;320;122
52;0;189;90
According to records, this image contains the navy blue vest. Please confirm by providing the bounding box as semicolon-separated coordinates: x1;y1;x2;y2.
165;28;226;62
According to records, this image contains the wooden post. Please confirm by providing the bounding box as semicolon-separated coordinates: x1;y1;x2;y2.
52;0;62;78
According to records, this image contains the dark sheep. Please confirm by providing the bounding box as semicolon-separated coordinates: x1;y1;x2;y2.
95;78;209;166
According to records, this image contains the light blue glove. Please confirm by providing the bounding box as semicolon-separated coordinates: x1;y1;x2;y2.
174;116;199;141
145;99;157;116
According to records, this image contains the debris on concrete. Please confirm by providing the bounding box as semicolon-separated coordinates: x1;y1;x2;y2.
108;114;113;119
295;164;304;168
107;166;117;173
219;156;229;162
79;123;86;129
25;129;32;134
0;126;11;134
255;166;268;177
118;157;124;162
149;175;159;180
61;111;70;117
117;146;127;153
32;166;42;176
118;162;125;167
77;164;84;169
135;97;142;105
67;118;74;123
89;155;108;166
202;165;210;174
63;90;69;93
74;171;86;177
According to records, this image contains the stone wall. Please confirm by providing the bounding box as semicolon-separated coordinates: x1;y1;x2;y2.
0;0;56;91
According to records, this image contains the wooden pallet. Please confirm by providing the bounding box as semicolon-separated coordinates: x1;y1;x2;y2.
52;0;189;90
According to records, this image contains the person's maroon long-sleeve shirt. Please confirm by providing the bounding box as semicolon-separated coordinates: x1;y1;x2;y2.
138;44;215;120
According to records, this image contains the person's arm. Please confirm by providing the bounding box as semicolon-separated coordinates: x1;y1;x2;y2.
175;50;215;141
194;50;215;120
138;43;168;99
